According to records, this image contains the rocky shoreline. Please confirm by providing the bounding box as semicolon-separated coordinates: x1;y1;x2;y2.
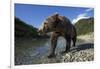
38;33;94;64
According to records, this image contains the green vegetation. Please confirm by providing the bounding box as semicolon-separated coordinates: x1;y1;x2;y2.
75;17;94;35
15;17;38;38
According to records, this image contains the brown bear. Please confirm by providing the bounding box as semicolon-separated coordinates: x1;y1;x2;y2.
38;13;77;58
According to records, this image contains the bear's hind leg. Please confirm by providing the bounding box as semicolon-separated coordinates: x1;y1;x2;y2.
61;36;71;53
72;36;76;47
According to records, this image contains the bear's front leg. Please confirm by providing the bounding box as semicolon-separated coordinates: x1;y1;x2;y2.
48;32;59;58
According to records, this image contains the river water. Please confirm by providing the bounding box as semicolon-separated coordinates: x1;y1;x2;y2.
15;37;66;65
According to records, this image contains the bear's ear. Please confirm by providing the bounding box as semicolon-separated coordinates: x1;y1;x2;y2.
53;12;59;21
54;12;59;17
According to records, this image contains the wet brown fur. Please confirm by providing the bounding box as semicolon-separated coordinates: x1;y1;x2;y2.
38;13;77;58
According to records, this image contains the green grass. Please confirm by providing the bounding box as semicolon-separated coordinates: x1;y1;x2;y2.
75;17;94;35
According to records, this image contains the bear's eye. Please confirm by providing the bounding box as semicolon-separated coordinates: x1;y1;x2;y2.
44;22;48;25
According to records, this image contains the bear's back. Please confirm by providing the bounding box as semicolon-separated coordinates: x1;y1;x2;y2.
58;15;76;37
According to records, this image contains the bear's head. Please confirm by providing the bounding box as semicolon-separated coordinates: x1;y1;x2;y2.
38;13;59;34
